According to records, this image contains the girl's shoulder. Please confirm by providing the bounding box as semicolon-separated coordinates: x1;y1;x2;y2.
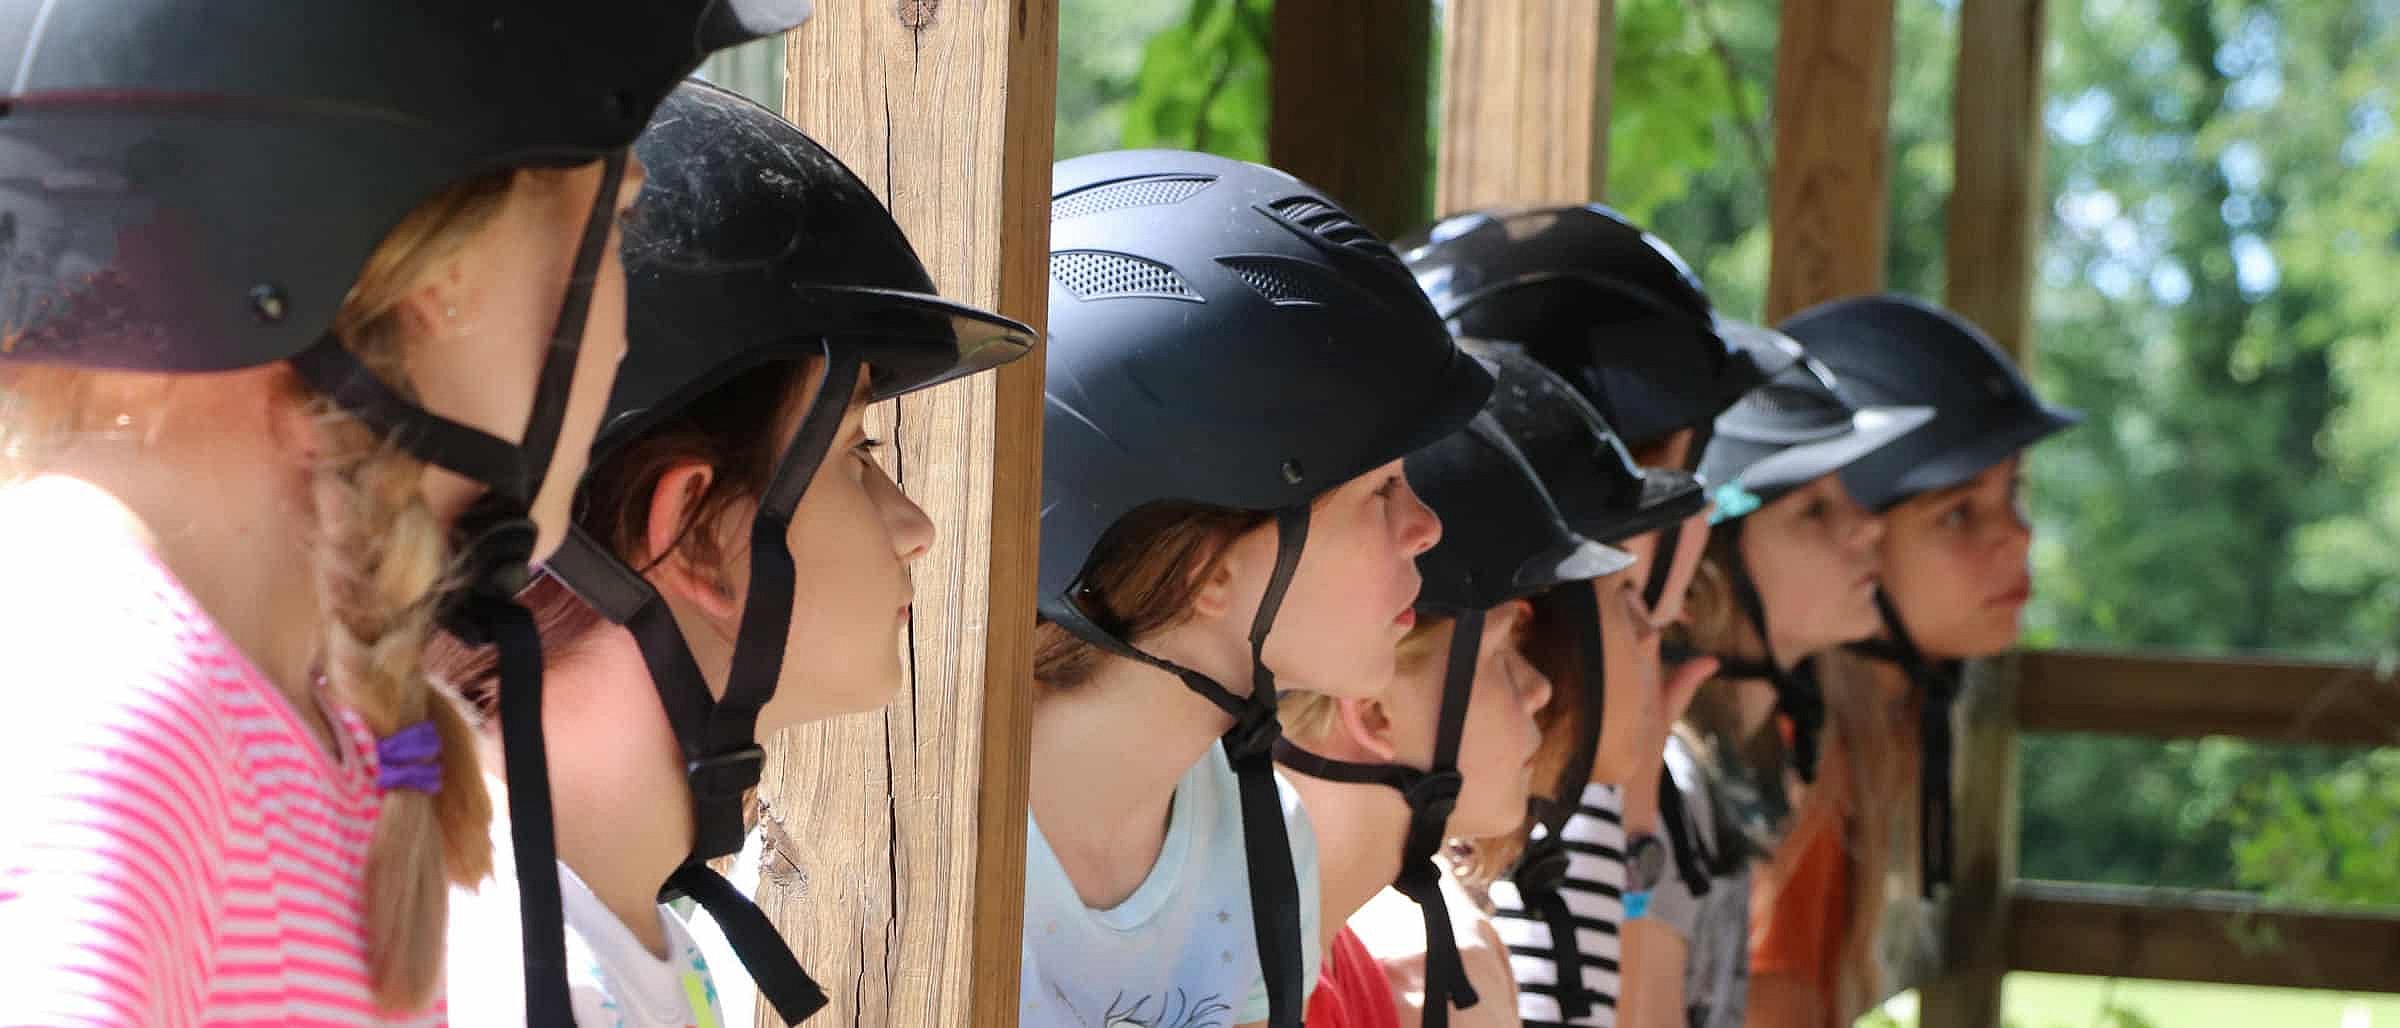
2;476;214;692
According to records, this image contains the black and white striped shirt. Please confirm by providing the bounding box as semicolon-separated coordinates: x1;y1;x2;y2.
1489;783;1626;1027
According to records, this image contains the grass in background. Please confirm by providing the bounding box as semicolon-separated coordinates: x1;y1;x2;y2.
1862;974;2400;1028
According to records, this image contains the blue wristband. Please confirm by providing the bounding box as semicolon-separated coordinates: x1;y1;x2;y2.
1624;889;1653;920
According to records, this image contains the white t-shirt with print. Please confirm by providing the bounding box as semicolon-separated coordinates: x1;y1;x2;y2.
447;809;729;1028
1019;744;1323;1028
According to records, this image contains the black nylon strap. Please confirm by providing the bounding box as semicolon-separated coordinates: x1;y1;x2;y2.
1273;607;1484;1026
470;592;575;1027
1537;586;1604;843
517;151;626;492
1414;607;1486;1027
1641;519;1683;613
1270;739;1418;790
1657;771;1715;896
1513;585;1605;1021
288;152;627;508
1642;428;1709;610
1847;589;1958;898
1047;508;1312;1027
540;353;854;1019
665;863;828;1025
1235;507;1312;1028
288;338;530;499
687;352;860;862
1511;836;1592;1020
1723;548;1823;784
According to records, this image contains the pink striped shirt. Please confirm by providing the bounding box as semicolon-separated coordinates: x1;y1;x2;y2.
0;488;442;1027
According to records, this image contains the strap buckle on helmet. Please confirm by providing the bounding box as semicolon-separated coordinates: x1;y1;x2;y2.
1223;701;1282;764
687;744;767;802
438;510;541;643
1514;835;1572;896
1402;768;1465;823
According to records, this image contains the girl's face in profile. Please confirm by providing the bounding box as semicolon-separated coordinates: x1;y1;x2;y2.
1877;457;2033;660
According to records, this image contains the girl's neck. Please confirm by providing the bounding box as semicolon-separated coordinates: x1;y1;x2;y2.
1029;632;1249;910
487;625;697;957
1285;771;1409;952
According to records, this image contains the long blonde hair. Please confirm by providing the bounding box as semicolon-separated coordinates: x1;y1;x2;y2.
1809;646;1918;1021
1;170;524;1012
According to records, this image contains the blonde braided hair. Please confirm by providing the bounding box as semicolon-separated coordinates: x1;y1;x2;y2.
311;169;523;1011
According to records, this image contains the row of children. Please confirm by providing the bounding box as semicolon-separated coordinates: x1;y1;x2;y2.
1013;166;2071;1028
0;6;2069;1028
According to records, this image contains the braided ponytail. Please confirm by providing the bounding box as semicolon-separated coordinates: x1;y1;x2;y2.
313;170;516;1012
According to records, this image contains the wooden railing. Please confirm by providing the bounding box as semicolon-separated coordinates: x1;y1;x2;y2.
1916;649;2400;1028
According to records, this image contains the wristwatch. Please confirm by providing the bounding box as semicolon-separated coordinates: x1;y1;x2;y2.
1621;833;1701;941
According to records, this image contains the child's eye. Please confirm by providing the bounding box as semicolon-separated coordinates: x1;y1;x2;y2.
1939;505;1970;530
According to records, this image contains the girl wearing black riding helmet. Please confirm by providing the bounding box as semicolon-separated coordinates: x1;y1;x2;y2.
1308;345;1709;1028
1405;206;1785;1028
1278;411;1601;1028
1745;294;2078;1023
1676;331;1929;1028
425;82;1033;1028
1026;151;1491;1028
0;3;798;1022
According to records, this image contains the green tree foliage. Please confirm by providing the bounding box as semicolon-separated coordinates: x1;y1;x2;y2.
1055;0;1190;158
2235;749;2400;905
1118;0;1273;162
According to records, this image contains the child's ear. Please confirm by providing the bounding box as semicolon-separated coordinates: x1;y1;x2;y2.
643;463;742;622
1186;539;1240;623
1335;695;1402;764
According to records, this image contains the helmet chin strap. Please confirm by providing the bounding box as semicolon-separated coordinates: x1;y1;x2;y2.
541;345;860;1026
1711;523;1825;786
1846;588;1959;899
1508;585;1606;1021
289;150;626;1028
1641;422;1710;611
1275;605;1485;1028
1050;507;1314;1028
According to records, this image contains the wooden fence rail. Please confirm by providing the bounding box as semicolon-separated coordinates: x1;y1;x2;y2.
1920;649;2400;1028
2018;648;2400;747
2009;881;2400;995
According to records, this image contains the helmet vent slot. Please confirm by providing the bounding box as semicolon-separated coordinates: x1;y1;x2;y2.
1051;250;1199;302
1051;175;1215;221
1221;257;1328;308
1268;196;1401;266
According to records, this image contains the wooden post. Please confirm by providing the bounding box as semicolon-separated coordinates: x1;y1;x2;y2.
1267;0;1435;237
1918;658;2021;1028
1762;0;1896;321
759;3;1056;1026
1431;0;1615;214
1921;2;2045;1025
1944;0;2049;362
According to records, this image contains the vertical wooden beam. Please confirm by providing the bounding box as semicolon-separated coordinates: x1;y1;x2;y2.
763;2;1056;1026
1922;4;2045;1025
1431;0;1615;215
1944;0;2049;364
1763;0;1896;320
1267;0;1434;237
1919;659;2022;1028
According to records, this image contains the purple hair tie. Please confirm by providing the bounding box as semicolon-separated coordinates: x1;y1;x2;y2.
376;720;444;795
